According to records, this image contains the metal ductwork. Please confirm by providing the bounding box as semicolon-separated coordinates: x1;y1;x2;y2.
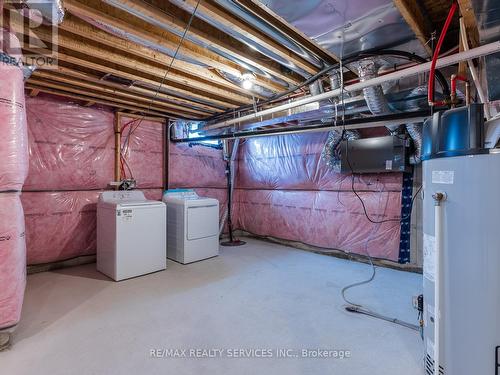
322;129;360;172
168;0;320;79
406;123;422;164
309;81;324;96
357;59;393;117
357;58;423;164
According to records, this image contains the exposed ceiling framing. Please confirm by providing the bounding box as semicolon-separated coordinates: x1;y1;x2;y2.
8;0;341;119
4;0;481;120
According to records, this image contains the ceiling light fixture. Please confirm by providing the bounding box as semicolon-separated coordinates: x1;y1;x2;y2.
241;72;255;90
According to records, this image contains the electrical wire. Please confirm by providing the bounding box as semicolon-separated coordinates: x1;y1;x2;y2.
338;53;421;330
117;0;201;183
208;49;451;124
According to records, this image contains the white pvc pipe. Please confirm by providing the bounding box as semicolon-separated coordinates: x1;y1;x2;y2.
459;18;491;120
207;41;500;130
434;196;445;375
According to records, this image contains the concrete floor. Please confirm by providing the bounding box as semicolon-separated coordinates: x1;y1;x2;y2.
1;238;424;375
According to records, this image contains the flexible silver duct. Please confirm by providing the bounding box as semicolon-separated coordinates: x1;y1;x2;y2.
357;59;423;163
357;59;392;116
309;81;324;96
406;123;422;164
322;129;360;172
403;86;425;164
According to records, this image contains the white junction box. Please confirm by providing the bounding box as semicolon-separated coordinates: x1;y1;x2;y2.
163;189;219;264
97;190;166;281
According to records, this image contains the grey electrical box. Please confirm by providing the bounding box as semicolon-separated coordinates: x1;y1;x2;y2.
340;135;411;173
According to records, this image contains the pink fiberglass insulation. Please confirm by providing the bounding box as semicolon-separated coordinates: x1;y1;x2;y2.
22;191;100;265
0;28;23;62
234;133;404;261
237;133;402;191
120;117;164;189
142;188;164;201
0;193;26;329
0;61;28;191
169;143;226;189
234;189;402;261
24;94;115;191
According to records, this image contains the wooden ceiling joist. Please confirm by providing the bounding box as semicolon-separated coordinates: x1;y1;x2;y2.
63;0;298;88
25;83;169;117
9;19;255;107
29;88;40;97
57;14;284;95
21;44;240;111
28;77;198;117
393;0;433;55
103;0;318;80
53;65;219;114
14;0;350;116
457;0;481;48
31;70;210;117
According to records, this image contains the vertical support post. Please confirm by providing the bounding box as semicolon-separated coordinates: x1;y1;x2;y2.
496;346;499;375
114;112;121;190
163;119;169;191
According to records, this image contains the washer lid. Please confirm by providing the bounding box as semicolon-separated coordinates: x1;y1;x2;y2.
98;190;164;208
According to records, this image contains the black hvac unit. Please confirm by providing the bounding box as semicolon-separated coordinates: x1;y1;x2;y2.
340;135;412;173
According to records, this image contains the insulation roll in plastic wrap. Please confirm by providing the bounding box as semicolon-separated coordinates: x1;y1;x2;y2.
0;60;28;191
24;95;115;191
22;191;100;265
0;193;26;330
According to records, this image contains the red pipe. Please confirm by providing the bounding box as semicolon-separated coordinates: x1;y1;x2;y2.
428;2;458;106
451;74;468;95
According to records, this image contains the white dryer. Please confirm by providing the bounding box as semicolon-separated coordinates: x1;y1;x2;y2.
97;190;166;281
163;189;219;264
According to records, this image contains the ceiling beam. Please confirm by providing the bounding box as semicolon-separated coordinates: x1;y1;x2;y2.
19;41;240;111
105;0;318;79
57;13;284;94
46;50;234;110
393;0;433;55
8;17;256;106
27;78;202;118
63;0;300;87
457;0;481;48
116;111;166;123
31;70;211;117
25;84;169;117
52;65;218;114
29;88;40;97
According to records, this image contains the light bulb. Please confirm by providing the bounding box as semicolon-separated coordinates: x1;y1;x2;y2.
240;72;255;90
242;79;253;90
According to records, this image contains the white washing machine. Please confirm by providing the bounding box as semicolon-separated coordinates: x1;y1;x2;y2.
97;190;166;281
163;189;219;264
